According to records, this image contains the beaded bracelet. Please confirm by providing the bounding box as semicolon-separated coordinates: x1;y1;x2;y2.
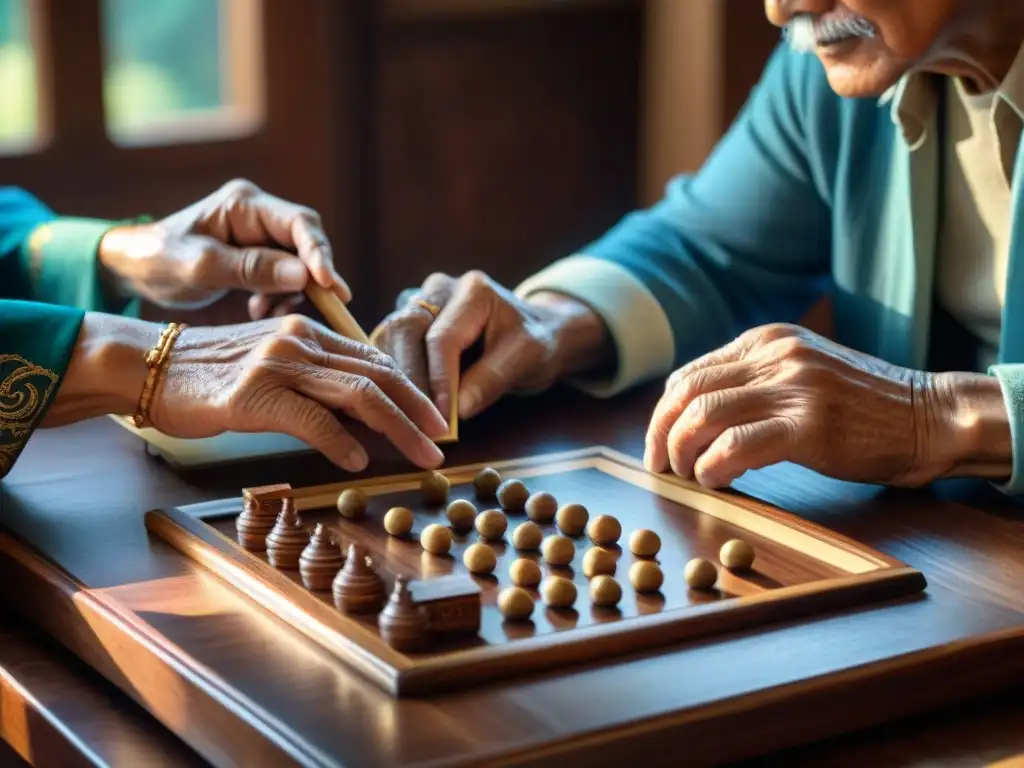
133;322;187;428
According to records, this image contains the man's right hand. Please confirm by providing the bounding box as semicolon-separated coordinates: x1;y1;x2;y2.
370;271;613;422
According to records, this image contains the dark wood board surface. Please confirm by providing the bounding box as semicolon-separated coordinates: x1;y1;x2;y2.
150;448;924;696
2;382;1024;766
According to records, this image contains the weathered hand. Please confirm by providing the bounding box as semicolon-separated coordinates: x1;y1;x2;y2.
140;314;448;471
97;179;350;318
370;271;610;421
643;323;951;488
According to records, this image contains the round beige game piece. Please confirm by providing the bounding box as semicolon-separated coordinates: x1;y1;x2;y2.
590;575;622;607
475;509;508;541
555;503;589;537
420;523;452;555
383;506;414;537
473;467;502;500
540;576;577;609
336;488;367;519
629;560;664;592
463;542;497;575
684;557;718;590
629;529;661;558
420;470;450;506
587;515;622;546
524;491;557;523
509;558;542;588
720;539;755;570
581;547;617;578
512;521;543;551
498;587;534;620
497;479;529;513
445;499;477;533
541;535;575;566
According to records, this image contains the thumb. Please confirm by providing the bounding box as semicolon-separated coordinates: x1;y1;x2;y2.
190;236;310;294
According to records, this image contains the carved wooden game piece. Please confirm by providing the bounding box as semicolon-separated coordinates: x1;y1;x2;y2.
540;576;577;609
336;488;367;519
629;560;664;592
524;491;557;523
511;521;543;551
589;574;622;607
463;542;497;575
420;523;453;555
685;557;718;590
475;509;508;541
496;479;529;513
472;467;502;500
445;499;477;533
509;558;542;588
629;529;661;558
299;523;345;591
581;546;617;578
237;483;292;551
555;502;589;537
265;499;307;570
384;507;414;537
421;470;450;506
497;587;534;620
332;543;386;614
408;575;482;635
378;576;429;652
541;535;575;566
587;515;622;546
720;539;755;570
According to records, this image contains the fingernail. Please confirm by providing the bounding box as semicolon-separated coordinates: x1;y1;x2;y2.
275;260;307;290
459;385;480;419
346;445;369;472
422;441;445;467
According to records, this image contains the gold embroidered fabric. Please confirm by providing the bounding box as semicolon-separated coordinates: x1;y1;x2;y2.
0;354;58;474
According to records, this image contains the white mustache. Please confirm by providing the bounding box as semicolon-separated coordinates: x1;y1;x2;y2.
784;14;877;52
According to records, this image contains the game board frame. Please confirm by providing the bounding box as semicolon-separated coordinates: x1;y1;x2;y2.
145;447;927;697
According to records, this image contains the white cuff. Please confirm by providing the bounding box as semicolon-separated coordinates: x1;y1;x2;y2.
515;254;675;397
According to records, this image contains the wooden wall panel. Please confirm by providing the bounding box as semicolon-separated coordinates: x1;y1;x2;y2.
360;3;642;325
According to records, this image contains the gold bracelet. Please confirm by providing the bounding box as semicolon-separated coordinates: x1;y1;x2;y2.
133;322;187;429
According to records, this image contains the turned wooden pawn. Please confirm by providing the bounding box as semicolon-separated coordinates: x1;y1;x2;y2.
333;543;386;614
299;523;345;590
265;499;307;570
237;491;284;552
378;576;429;652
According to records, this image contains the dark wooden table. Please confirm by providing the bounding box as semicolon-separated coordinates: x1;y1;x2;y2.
2;382;1024;766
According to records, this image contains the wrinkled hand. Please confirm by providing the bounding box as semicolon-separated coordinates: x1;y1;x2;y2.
370;271;609;421
98;178;349;318
643;323;948;488
148;314;448;471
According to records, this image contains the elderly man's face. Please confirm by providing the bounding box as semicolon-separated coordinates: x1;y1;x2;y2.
765;1;967;97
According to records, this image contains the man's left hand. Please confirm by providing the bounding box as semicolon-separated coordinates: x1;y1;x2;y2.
643;323;954;488
97;178;350;319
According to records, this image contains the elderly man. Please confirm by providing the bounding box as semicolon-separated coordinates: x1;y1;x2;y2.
373;1;1024;494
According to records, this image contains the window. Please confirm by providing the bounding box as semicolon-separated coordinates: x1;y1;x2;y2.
101;0;263;146
0;0;38;150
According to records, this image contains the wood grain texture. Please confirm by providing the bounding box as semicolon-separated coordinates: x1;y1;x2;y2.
4;383;1024;766
146;448;924;695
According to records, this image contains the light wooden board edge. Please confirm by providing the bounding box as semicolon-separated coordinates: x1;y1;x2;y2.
0;533;336;768
148;503;927;697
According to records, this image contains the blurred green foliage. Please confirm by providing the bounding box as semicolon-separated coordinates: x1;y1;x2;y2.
0;0;224;141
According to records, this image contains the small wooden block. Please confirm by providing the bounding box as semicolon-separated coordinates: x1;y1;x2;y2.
243;483;293;503
408;575;482;635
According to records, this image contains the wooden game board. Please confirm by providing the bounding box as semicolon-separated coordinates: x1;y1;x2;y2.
146;447;926;697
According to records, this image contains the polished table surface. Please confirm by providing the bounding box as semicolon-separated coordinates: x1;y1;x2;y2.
2;381;1024;765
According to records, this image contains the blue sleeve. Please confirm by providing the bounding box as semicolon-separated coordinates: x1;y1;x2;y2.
582;45;835;366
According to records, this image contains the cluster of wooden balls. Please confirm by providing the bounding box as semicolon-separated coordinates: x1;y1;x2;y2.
340;467;758;623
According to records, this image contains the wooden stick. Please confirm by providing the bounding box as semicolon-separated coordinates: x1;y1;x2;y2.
304;283;372;346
